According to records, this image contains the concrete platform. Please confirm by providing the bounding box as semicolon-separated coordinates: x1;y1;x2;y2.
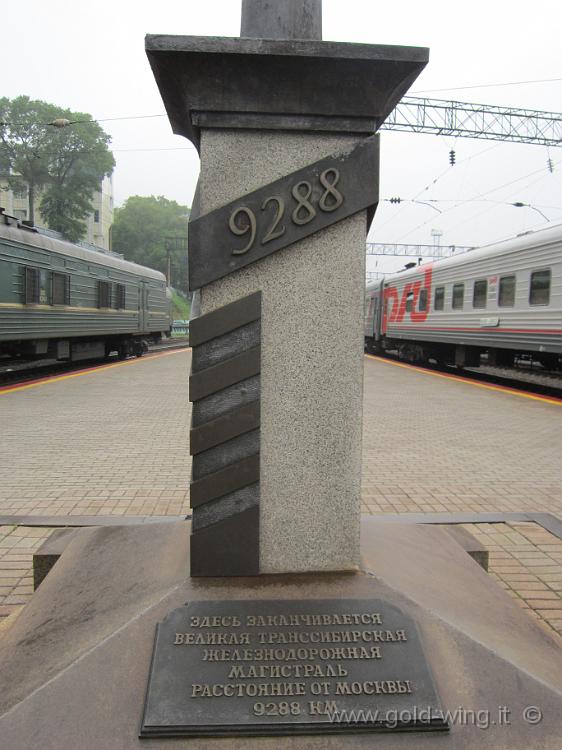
0;519;561;748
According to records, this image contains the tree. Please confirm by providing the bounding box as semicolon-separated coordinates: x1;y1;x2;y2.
0;96;114;240
112;196;190;292
0;97;58;224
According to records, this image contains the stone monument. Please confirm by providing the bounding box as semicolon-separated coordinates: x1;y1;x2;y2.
0;2;561;747
146;0;427;577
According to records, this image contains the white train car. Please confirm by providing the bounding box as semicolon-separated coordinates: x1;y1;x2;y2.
365;224;562;368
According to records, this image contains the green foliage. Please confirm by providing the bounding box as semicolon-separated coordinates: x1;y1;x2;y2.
112;196;190;293
39;185;93;243
171;290;191;320
0;97;57;204
0;95;114;239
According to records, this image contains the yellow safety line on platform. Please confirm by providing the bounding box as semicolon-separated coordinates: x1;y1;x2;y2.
0;349;190;396
366;354;562;407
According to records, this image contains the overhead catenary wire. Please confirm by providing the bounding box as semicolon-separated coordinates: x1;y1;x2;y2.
445;166;561;236
411;76;562;94
373;141;502;235
4;90;561;242
395;157;562;242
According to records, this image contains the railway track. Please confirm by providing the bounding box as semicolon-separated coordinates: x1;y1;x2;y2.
463;364;562;401
150;337;190;351
2;340;559;400
373;351;562;401
0;338;190;388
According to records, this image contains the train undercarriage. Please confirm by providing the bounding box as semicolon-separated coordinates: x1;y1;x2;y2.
0;333;161;364
365;337;561;371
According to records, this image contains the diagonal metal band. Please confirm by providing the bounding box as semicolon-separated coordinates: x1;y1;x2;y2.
189;346;261;402
190;505;260;577
188;136;380;289
189;291;262;576
191;430;260;482
190;400;260;455
189;291;261;347
191;375;260;428
190;454;260;508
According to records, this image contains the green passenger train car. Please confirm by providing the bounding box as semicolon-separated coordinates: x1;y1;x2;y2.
0;214;170;362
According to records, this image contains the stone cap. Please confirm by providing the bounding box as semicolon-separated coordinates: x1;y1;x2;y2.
145;35;429;150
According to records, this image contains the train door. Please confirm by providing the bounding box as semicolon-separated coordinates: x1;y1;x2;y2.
138;281;149;332
373;280;384;340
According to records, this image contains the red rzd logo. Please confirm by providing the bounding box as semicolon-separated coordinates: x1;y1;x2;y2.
382;267;432;333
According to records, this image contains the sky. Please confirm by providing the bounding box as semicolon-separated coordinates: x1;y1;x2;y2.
2;0;561;274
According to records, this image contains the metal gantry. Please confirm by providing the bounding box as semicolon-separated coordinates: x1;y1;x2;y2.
381;97;562;147
365;243;473;284
366;242;472;258
366;271;387;283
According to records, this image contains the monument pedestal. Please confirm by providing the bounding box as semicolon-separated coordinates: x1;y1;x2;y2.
0;519;560;748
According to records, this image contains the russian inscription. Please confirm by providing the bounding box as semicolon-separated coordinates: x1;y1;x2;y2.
141;599;448;737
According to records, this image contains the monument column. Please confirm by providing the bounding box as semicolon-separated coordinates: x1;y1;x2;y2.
146;1;428;576
240;0;322;39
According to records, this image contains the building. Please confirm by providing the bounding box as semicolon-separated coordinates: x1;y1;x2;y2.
0;175;114;250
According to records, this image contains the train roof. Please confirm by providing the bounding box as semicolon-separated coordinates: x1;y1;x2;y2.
367;222;562;291
0;221;167;282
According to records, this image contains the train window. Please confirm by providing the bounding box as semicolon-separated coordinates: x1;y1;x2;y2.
98;280;112;308
114;284;126;309
405;291;414;312
529;269;551;305
52;273;70;306
452;283;464;309
498;275;516;307
473;280;487;308
24;267;40;304
434;286;445;311
419;289;428;312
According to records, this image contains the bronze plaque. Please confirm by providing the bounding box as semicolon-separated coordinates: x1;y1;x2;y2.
188;136;379;289
141;599;448;737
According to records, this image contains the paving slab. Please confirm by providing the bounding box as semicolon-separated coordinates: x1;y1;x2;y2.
361;356;562;517
0;351;191;518
1;350;561;634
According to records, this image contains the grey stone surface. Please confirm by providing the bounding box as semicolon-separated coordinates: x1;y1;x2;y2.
198;130;366;573
145;35;428;148
241;0;322;40
1;521;562;748
443;525;489;571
